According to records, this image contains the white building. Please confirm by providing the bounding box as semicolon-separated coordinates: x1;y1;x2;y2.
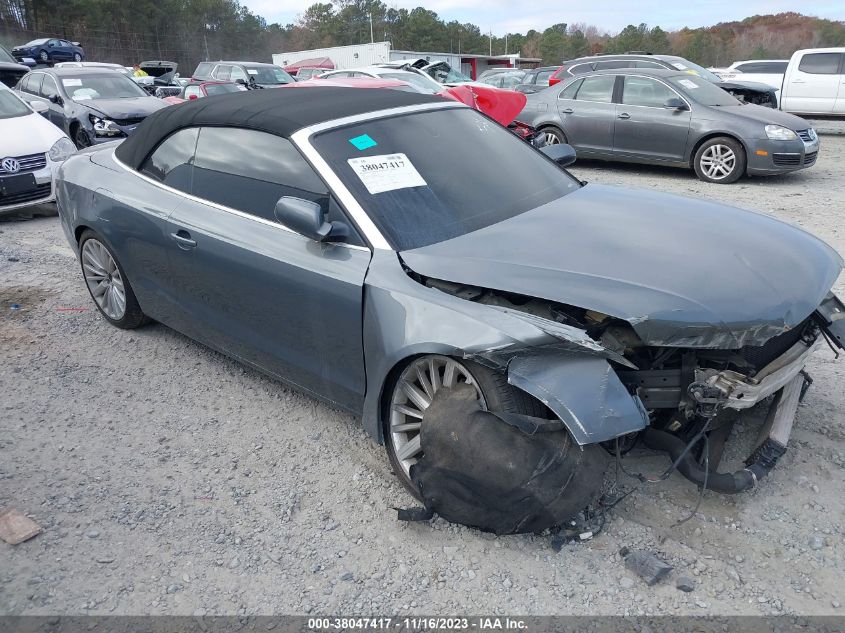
272;42;540;80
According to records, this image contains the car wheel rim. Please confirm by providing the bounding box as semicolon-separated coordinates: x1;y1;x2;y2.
74;54;81;61
544;131;560;145
39;51;48;61
81;239;126;320
389;356;485;479
700;144;736;180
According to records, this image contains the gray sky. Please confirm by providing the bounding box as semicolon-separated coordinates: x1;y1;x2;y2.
245;0;844;35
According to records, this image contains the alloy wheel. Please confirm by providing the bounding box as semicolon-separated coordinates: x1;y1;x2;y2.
81;239;126;320
73;53;82;62
389;356;485;479
699;144;736;181
39;50;48;62
544;131;561;145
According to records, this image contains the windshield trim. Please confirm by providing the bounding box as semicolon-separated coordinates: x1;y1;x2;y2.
291;100;468;251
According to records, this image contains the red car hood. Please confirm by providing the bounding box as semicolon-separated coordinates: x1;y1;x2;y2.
442;85;527;126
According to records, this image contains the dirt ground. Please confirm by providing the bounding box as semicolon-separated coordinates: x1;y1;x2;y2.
1;135;844;618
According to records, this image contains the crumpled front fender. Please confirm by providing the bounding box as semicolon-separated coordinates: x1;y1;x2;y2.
471;345;649;446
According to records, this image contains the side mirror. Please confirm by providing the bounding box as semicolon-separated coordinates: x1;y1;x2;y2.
274;197;332;241
28;100;48;113
48;94;62;105
540;143;577;167
235;78;247;86
664;97;688;110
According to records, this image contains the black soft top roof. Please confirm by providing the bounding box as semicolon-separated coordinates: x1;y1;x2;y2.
115;86;444;169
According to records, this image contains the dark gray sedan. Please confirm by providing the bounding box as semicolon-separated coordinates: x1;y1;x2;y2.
520;68;819;183
16;67;167;149
55;87;844;515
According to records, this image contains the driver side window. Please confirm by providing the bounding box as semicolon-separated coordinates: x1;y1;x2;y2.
190;127;365;246
230;66;248;82
40;75;58;99
621;76;678;108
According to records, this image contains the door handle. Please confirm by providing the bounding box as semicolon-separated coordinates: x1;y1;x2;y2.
170;230;197;249
617;112;631;119
561;108;574;114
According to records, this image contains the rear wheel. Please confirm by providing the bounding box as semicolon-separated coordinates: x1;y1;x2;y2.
541;126;566;146
79;230;148;329
384;355;549;499
693;136;746;184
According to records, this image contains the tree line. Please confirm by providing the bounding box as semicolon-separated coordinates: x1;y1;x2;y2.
1;1;843;74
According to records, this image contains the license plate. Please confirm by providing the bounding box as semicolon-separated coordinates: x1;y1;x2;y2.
0;173;37;196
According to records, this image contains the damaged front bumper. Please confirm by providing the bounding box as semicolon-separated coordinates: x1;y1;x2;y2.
694;336;820;410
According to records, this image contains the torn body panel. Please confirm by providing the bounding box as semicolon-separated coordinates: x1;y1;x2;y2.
476;347;650;445
361;250;646;444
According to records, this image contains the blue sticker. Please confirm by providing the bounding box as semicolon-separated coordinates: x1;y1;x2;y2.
349;134;378;150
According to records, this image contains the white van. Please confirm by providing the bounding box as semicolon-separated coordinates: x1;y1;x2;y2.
780;48;845;114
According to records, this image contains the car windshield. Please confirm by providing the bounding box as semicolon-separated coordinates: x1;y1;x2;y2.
245;65;293;84
313;108;580;250
657;56;722;83
0;45;16;63
0;89;30;119
668;75;741;106
24;39;49;47
204;83;241;96
61;74;149;100
378;72;441;94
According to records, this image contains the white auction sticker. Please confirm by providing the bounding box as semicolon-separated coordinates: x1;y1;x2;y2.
347;153;426;195
678;79;699;89
62;78;83;86
247;69;258;74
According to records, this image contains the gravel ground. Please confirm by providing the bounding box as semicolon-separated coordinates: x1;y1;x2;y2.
1;135;844;618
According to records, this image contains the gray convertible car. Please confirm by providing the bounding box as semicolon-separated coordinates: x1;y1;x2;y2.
520;68;819;183
56;88;844;520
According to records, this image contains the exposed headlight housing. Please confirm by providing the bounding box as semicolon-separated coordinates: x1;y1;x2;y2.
89;114;122;137
48;137;76;162
765;125;798;141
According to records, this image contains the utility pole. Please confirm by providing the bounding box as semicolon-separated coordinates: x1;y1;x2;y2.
368;13;374;44
505;34;508;55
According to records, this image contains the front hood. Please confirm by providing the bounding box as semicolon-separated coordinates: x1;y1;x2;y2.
0;61;29;72
717;79;775;93
82;97;167;119
707;103;811;129
0;112;65;155
401;185;843;348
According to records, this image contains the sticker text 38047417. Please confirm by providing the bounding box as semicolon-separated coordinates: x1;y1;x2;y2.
347;153;427;195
